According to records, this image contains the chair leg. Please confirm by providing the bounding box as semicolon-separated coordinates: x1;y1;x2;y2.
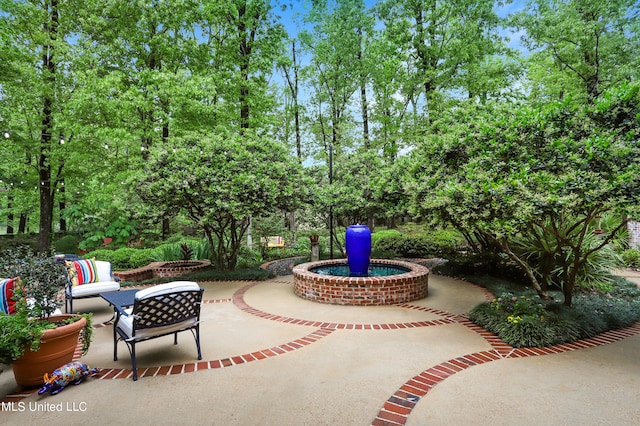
131;342;138;381
195;326;202;360
113;328;119;361
174;332;178;345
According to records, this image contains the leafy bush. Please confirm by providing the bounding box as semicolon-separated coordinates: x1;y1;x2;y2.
54;234;81;254
371;229;403;246
469;278;640;348
622;248;640;268
491;293;546;321
103;248;138;270
190;239;212;261
236;245;262;268
374;234;431;258
129;249;158;269
84;249;116;263
154;243;182;261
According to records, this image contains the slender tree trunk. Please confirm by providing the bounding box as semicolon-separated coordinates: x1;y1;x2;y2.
492;235;552;301
6;195;14;235
59;179;66;232
19;214;27;234
357;27;369;148
38;0;59;253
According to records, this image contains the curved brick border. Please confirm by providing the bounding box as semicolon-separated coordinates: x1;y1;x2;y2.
372;313;640;425
95;327;335;381
234;281;455;329
4;277;640;416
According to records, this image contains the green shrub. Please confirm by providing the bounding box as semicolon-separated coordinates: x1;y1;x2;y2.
621;248;640;268
0;235;38;252
191;238;212;261
129;248;158;269
371;229;402;246
374;234;430;258
490;293;546;320
154;243;181;261
84;249;117;263
54;235;81;254
105;248;139;270
237;245;262;268
469;278;640;348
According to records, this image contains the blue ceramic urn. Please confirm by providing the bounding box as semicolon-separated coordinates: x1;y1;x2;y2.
345;224;372;276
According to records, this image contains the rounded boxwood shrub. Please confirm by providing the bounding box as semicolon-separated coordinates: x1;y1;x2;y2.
374;234;430;258
112;248;140;270
129;248;158;269
84;249;117;263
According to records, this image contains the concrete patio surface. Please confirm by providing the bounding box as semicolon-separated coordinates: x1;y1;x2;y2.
1;273;639;425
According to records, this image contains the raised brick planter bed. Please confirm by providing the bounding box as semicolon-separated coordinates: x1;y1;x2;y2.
114;260;211;282
293;258;429;306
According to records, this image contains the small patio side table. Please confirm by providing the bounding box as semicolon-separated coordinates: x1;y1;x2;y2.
100;289;138;323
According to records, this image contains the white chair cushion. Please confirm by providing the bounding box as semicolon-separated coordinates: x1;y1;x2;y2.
134;281;200;300
118;307;198;340
95;261;114;283
70;281;120;297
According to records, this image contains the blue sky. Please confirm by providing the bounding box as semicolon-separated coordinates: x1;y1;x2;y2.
276;0;529;53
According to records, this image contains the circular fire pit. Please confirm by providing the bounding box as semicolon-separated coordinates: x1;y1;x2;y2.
152;260;211;278
293;258;429;306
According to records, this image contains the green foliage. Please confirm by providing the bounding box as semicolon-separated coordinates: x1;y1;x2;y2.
515;220;624;293
469;277;640;348
79;218;139;251
190;239;212;262
374;235;430;258
54;235;81;254
371;229;403;246
0;293;55;364
621;249;640;268
0;249;94;363
136;132;308;271
84;249;116;263
153;239;211;262
490;293;546;322
101;248;138;270
132;266;274;284
154;243;183;262
372;229;462;258
407;88;640;305
0;248;68;319
128;249;157;269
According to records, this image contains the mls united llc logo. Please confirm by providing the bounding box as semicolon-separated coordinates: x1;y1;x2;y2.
2;401;88;412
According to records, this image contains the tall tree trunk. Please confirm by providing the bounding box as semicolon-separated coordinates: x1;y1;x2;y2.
237;1;255;132
19;214;27;234
357;27;369;148
38;0;59;253
6;195;14;235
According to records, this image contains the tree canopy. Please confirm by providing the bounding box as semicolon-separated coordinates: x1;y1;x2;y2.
0;0;639;298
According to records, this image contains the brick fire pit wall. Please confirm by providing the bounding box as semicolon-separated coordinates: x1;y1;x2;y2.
292;259;429;306
114;260;211;283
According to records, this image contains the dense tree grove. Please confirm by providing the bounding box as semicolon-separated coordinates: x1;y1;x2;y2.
1;0;639;303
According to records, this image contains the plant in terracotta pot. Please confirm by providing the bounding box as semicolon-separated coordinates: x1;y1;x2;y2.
0;248;93;387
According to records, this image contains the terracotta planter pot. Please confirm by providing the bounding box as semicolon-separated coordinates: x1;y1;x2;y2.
12;314;86;388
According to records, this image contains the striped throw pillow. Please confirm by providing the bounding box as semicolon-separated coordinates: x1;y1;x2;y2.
0;277;19;315
66;258;99;286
